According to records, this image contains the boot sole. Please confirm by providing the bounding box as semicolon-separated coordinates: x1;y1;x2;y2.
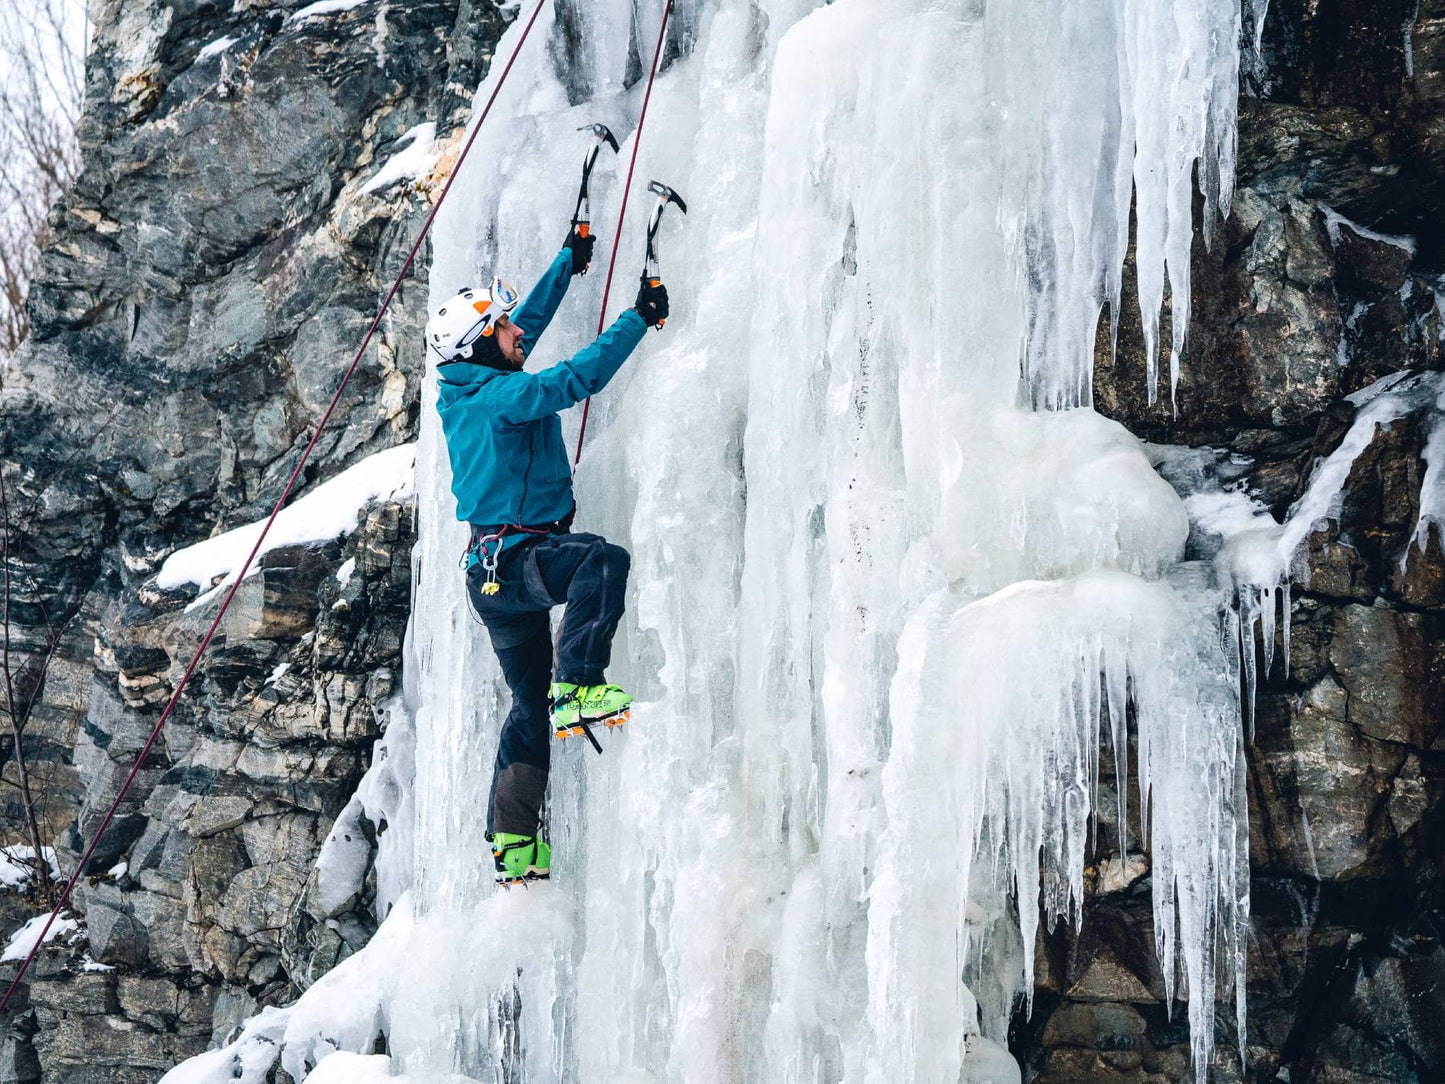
553;708;630;739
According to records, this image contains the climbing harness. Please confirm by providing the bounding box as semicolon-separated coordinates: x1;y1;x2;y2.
462;521;556;592
574;0;677;465
0;0;553;1014
571;122;620;254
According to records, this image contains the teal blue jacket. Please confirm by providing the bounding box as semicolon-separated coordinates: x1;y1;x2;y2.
436;248;647;545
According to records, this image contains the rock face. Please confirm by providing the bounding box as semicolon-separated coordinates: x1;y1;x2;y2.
0;2;504;1080
1025;2;1445;1083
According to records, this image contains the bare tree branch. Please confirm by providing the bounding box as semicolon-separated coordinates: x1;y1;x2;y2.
0;0;87;357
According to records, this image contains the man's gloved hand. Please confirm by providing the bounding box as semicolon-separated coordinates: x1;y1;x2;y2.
564;228;595;276
634;280;669;329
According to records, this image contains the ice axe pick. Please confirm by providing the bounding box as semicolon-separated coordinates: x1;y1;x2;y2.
571;123;620;256
642;180;687;330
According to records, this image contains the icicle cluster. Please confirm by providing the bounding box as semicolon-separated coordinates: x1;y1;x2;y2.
869;573;1248;1081
989;0;1243;409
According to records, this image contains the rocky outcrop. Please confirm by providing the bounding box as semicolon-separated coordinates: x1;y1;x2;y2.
0;1;506;1079
1024;2;1445;1082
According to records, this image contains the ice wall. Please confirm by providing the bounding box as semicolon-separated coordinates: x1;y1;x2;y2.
376;1;1250;1082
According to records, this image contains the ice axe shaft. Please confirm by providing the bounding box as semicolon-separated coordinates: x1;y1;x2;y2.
642;180;687;329
572;123;620;237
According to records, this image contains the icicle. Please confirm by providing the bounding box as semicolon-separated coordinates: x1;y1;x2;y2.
1260;583;1276;677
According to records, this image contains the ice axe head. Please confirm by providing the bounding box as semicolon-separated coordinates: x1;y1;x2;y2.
647;180;688;216
582;122;621;155
644;180;688;270
573;123;621;237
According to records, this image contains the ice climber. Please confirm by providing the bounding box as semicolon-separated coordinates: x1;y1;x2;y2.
426;225;669;886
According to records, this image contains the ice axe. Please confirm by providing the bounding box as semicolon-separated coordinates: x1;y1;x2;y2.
570;123;620;254
642;180;687;330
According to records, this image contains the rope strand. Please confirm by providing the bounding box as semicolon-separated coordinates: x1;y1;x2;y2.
573;0;676;466
0;0;550;1013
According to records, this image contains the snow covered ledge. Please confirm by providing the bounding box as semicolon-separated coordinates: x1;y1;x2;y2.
155;444;416;612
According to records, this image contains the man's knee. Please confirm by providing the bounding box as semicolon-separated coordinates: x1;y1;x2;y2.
602;542;630;578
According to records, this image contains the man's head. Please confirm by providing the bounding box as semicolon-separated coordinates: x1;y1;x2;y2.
426;278;522;369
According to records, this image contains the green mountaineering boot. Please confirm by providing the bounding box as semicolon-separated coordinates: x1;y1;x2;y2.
549;682;633;739
491;832;551;886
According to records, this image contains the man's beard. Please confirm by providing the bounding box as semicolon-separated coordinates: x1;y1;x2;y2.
472;334;521;372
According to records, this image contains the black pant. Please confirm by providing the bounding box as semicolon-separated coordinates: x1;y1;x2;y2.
466;532;631;837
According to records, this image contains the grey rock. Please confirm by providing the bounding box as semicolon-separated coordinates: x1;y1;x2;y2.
1251;671;1411;884
1329;604;1439;748
81;890;147;969
1041;1001;1148;1049
210;985;257;1047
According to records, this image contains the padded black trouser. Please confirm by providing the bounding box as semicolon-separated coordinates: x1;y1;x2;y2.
465;532;630;837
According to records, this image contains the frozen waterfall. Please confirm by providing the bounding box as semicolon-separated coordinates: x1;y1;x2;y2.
400;0;1249;1079
176;0;1259;1081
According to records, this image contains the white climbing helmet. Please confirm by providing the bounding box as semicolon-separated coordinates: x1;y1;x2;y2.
425;277;520;362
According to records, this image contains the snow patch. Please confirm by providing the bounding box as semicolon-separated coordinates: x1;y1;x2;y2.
157;443;415;608
158;1005;292;1084
162;898;413;1083
1218;371;1444;720
1221;371;1442;592
360;123;440;195
314;796;370;916
336;557;357;587
1321;203;1417;257
286;0;367;24
304;1053;402;1084
0;846;60;891
315;698;414;923
2;913;80;962
197;35;238;61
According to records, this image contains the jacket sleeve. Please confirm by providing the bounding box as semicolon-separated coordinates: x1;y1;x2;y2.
511;249;573;352
494;310;647;425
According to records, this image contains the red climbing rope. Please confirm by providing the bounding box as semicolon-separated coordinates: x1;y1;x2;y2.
0;0;550;1014
573;0;676;466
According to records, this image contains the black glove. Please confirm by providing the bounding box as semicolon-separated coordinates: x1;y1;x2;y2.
564;228;595;275
634;280;669;328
